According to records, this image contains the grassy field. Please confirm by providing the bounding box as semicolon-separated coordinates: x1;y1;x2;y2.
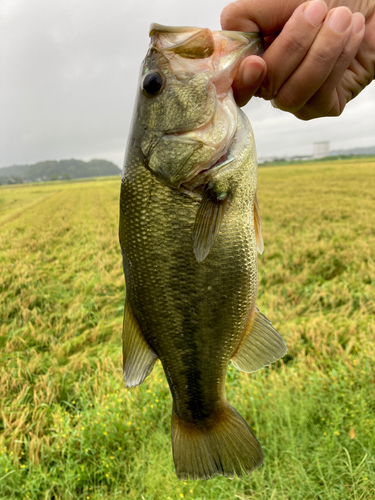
0;159;374;499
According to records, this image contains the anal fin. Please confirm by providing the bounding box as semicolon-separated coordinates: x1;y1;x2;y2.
122;299;158;387
232;308;287;373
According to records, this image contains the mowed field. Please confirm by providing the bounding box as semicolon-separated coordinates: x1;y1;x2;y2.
0;158;374;500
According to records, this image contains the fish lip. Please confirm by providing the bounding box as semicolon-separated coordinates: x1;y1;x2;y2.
149;23;204;36
149;24;264;57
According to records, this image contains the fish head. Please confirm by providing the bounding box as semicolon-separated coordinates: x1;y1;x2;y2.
130;24;263;189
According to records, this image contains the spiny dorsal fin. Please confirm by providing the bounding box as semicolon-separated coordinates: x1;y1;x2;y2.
123;299;158;388
231;307;287;373
192;187;230;263
254;193;264;254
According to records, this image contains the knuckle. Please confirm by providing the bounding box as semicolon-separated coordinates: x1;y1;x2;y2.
283;30;312;59
258;82;276;101
294;109;316;121
220;3;237;29
274;86;302;113
258;72;280;101
313;46;340;66
220;0;260;32
220;1;252;31
338;33;362;63
295;96;343;120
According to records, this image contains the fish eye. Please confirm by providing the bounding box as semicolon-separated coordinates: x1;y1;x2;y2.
142;72;164;96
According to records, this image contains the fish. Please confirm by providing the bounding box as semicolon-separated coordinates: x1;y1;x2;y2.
119;23;287;480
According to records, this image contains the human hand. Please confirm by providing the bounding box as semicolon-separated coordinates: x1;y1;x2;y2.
221;0;375;119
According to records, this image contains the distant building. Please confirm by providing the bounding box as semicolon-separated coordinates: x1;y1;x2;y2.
313;141;330;158
290;155;313;161
258;156;277;164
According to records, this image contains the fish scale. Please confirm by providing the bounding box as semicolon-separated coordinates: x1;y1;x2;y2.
119;24;287;480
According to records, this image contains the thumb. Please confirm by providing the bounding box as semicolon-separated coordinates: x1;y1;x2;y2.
232;56;267;107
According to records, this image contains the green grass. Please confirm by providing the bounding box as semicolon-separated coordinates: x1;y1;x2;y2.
0;158;374;499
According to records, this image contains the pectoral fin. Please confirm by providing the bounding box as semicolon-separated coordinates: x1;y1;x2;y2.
193;187;230;263
122;299;158;387
231;308;287;373
254;193;264;254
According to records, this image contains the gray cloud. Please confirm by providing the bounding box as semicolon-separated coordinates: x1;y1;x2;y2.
247;86;375;158
1;0;374;168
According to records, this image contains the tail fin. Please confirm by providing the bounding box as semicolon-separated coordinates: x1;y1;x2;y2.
171;402;263;480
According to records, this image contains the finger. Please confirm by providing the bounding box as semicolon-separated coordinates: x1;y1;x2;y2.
273;7;356;115
232;56;267;107
255;0;329;101
294;12;366;119
220;0;302;35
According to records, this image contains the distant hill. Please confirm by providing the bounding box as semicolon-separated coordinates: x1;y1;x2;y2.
330;146;375;156
0;159;121;184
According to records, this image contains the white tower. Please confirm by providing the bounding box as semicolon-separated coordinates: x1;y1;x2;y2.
313;141;330;159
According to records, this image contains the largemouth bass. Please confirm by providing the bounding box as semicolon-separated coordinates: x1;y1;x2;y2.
119;23;287;480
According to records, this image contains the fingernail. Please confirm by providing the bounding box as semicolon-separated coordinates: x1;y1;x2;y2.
242;58;265;87
328;7;352;33
352;12;365;34
304;1;327;26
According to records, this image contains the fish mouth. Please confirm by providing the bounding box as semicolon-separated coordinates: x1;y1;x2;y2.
149;23;264;60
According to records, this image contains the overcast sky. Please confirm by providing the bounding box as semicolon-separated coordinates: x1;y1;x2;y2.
1;0;374;169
